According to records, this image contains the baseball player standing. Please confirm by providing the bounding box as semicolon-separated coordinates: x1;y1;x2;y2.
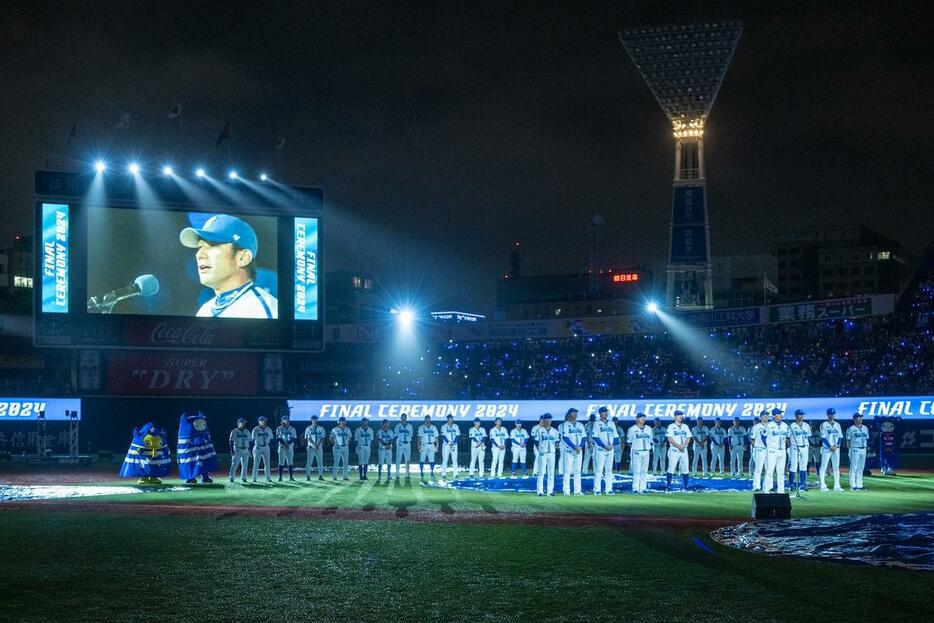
727;417;747;476
845;413;869;491
394;413;414;480
303;415;327;481
691;417;709;477
510;420;529;477
819;408;844;492
788;409;811;492
330;417;352;481
627;413;653;493
536;413;560;496
276;416;298;482
354;418;374;480
708;418;726;476
651;418;667;475
251;416;273;482
489;418;510;478
467;418;487;477
376;419;396;482
666;411;692;491
417;415;439;479
228;418;251;483
559;408;587;496
750;410;769;491
591;406;620;495
439;415;461;478
762;408;791;494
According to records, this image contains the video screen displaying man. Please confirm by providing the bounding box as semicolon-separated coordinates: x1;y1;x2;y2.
86;207;278;318
180;214;278;318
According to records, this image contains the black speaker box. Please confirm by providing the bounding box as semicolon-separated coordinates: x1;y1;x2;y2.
752;493;791;519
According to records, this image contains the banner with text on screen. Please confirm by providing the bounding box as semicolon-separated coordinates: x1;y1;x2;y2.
287;396;934;422
0;398;81;421
294;217;319;321
41;203;69;313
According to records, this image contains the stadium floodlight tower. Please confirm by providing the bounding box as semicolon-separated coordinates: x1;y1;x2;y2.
619;21;742;310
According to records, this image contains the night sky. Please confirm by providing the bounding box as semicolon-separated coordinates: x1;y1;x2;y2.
2;1;931;312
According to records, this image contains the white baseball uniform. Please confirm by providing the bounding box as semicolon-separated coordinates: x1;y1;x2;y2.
394;422;414;478
708;425;726;475
276;425;297;467
468;425;487;477
846;423;869;490
489;425;510;478
788;421;811;480
376;427;396;476
691;424;709;476
819;420;844;490
591;419;619;494
750;421;768;490
330;425;352;479
440;422;461;477
627;423;653;493
727;425;747;475
354;426;374;468
304;424;327;478
229;427;251;480
510;426;529;471
666;422;692;475
559;420;587;495
763;420;791;493
536;426;560;495
417;424;439;466
251;425;274;481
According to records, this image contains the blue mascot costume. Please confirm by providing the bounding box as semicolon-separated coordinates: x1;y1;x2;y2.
177;411;218;483
119;423;172;485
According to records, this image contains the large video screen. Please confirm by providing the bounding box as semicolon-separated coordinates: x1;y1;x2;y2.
34;170;324;351
87;208;279;319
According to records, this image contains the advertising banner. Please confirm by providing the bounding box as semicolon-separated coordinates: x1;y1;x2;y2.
105;351;257;396
0;397;80;421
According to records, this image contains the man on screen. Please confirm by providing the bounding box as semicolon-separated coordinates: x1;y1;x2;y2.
179;214;278;318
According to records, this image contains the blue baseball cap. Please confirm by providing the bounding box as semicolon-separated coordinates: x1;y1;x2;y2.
473;417;481;423
180;214;258;256
311;415;318;421
794;409;805;416
771;408;783;415
338;416;346;423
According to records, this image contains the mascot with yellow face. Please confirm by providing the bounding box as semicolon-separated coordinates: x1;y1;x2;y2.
119;423;172;484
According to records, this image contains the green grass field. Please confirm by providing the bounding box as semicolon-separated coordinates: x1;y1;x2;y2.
1;468;933;622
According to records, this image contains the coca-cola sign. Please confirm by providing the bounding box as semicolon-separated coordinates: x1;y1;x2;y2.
106;351;257;396
149;322;217;346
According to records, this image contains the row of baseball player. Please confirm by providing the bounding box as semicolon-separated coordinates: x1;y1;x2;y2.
226;406;869;494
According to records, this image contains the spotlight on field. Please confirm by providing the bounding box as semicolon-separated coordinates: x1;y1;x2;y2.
128;162;141;175
162;165;174;176
646;301;659;314
260;173;268;182
228;170;239;180
195;168;206;179
94;160;107;173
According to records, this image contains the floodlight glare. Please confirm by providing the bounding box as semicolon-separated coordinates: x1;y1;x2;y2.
195;168;206;178
162;165;173;176
398;309;415;327
128;162;141;175
94;160;107;173
260;173;268;182
228;170;238;180
646;302;659;314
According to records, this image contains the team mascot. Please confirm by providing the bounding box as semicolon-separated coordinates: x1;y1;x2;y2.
876;416;901;476
119;423;172;485
177;411;218;484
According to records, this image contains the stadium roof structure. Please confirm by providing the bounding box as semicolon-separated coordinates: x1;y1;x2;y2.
619;21;742;137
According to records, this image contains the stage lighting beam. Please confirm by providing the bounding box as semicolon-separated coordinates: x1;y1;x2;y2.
128;162;141;175
162;165;173;176
94;160;107;173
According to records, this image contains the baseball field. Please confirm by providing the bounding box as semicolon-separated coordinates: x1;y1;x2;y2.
2;465;933;623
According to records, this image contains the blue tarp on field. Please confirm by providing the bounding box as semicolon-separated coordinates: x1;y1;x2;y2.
424;473;752;493
712;513;934;572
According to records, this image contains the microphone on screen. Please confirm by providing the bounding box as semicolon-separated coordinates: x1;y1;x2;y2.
87;274;160;311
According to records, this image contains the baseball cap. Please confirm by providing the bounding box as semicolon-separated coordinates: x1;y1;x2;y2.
258;416;268;422
827;408;836;415
543;412;553;420
636;412;646;419
794;409;805;416
474;417;482;423
853;412;863;418
566;408;578;416
598;406;608;414
759;410;769;416
674;410;684;416
237;418;246;425
311;415;318;421
771;408;783;415
338;416;346;423
180;214;258;256
447;414;454;420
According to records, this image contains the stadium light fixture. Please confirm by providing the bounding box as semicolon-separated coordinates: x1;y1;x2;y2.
260;173;268;182
646;301;659;314
195;167;206;178
128;162;141;175
162;165;174;176
94;160;107;173
228;170;239;180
